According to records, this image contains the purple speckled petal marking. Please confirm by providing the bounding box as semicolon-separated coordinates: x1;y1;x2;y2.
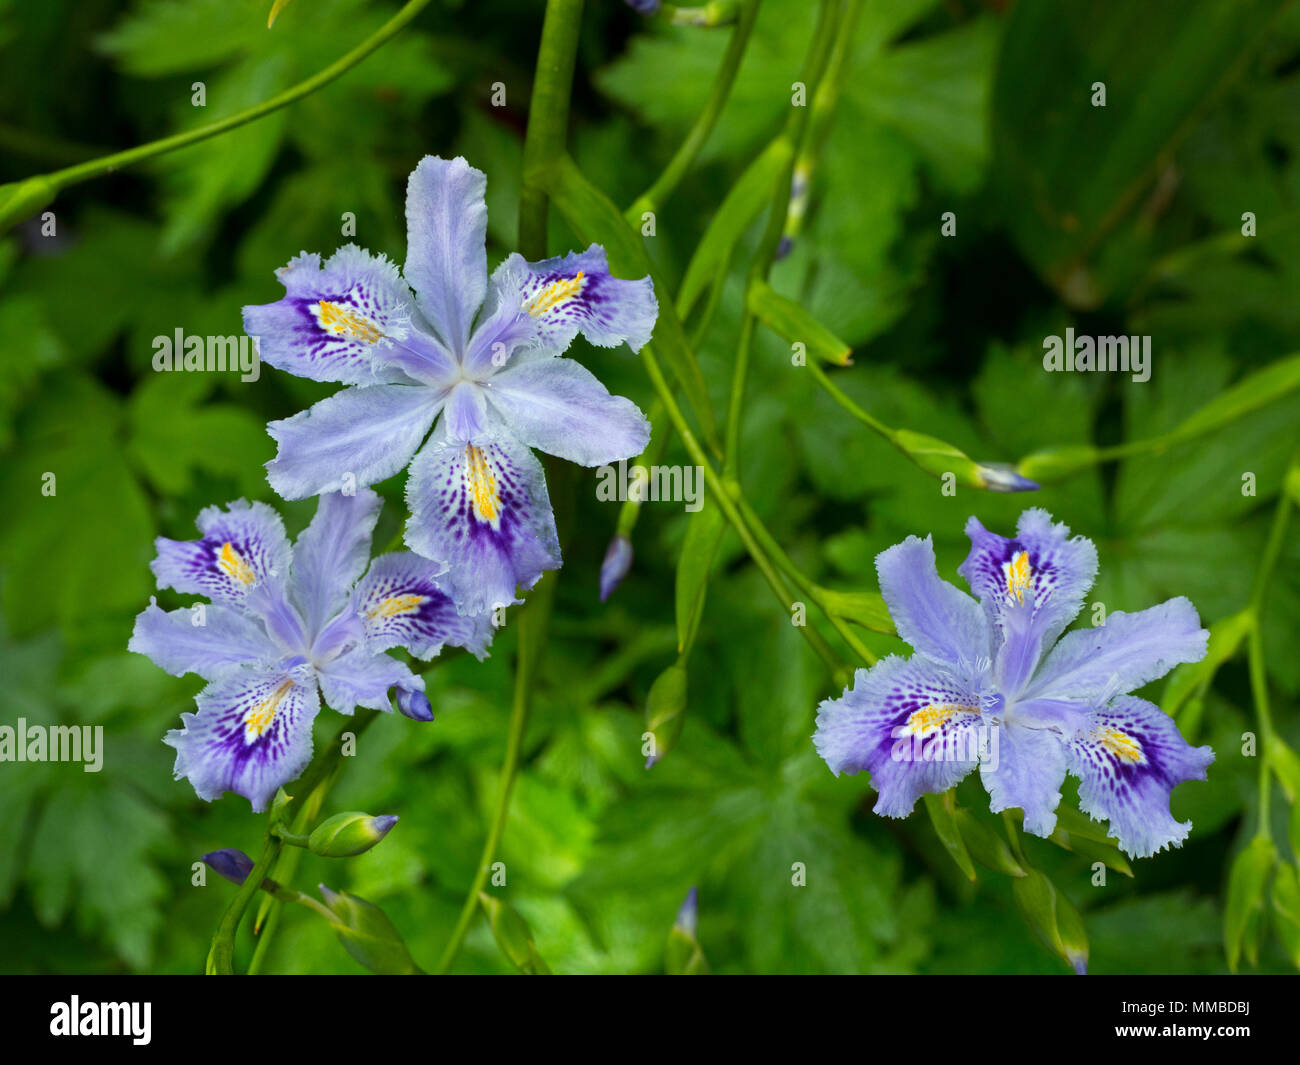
813;655;985;818
1066;695;1214;858
353;551;494;659
490;245;657;359
958;509;1098;697
242;245;418;385
151;499;292;608
404;422;561;616
164;666;320;811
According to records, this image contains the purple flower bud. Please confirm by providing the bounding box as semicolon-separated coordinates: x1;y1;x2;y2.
774;235;795;261
624;0;662;14
396;687;434;722
674;886;699;936
203;848;255;886
600;535;634;602
975;462;1039;493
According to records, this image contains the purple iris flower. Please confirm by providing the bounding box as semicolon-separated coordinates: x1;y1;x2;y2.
242;156;657;616
128;489;492;811
813;508;1214;859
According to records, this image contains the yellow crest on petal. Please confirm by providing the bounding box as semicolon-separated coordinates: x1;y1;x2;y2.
367;594;428;619
218;542;257;586
244;679;293;742
1003;550;1033;605
1096;727;1144;764
464;445;501;523
525;272;585;317
316;300;385;343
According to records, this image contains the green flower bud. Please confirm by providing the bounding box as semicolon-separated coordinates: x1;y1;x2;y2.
318;885;422;974
478;893;550;974
308;812;399;857
644;662;688;768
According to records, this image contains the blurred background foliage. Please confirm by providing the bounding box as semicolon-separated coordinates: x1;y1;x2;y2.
1;0;1298;974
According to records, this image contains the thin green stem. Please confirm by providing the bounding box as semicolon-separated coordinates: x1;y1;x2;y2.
519;0;586;258
625;0;761;222
435;579;554;973
1;0;436;230
1244;444;1298;839
246;711;378;974
643;343;849;685
207;828;282;975
725;0;840;477
733;495;877;666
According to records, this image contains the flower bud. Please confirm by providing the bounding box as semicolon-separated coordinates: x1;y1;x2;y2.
665;886;709;974
975;462;1039;493
644;662;688;768
396;687;434;722
318;885;422;974
308;812;399;857
203;848;255;886
599;535;634;602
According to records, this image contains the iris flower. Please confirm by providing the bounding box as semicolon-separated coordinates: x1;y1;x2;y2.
243;156;657;616
813;509;1214;858
129;489;491;810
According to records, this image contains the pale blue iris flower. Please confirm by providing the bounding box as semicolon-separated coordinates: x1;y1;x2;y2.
814;509;1214;858
243;156;658;616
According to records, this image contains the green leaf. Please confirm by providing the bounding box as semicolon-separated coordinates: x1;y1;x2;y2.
676;137;792;319
1012;867;1089;974
747;278;852;365
479;892;550;974
1164;351;1300;445
813;586;895;635
1271;862;1300;971
645;661;689;767
319;886;422;974
953;809;1026;878
126;372;272;497
675;500;727;653
1223;836;1275;972
992;0;1286;306
1162;608;1252;719
922;793;976;882
1267;738;1300;805
0;375;152;635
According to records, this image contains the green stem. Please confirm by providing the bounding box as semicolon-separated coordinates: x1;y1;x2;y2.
246;711;378;974
643;344;849;685
1244;444;1298;838
733;495;876;666
724;0;840;477
519;0;586;259
625;0;760;222
207;827;282;975
435;579;555;973
1;0;436;230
